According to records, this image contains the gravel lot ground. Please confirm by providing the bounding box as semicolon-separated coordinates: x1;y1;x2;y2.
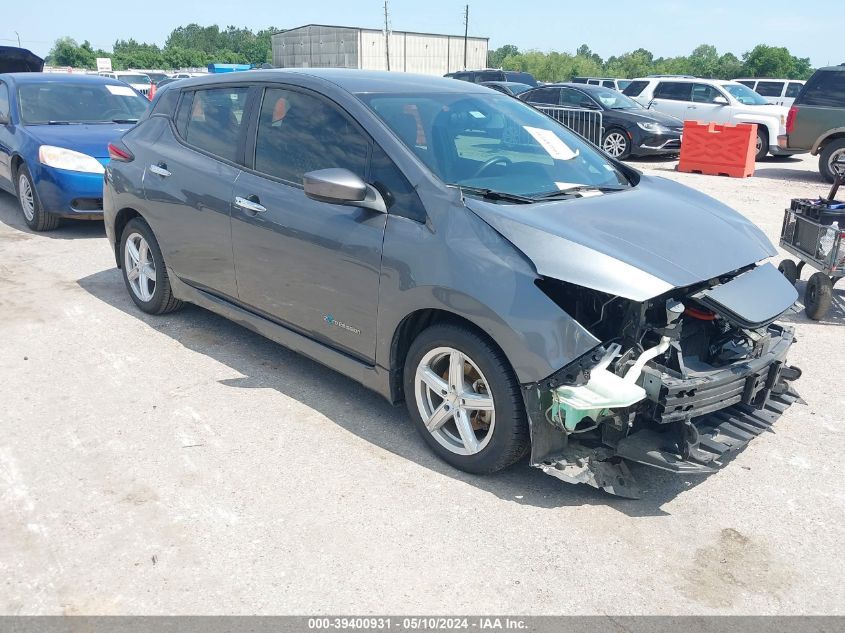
1;153;843;615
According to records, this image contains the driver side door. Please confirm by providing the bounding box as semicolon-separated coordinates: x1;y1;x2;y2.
687;83;733;124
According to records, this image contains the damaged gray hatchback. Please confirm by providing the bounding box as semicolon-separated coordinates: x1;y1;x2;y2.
104;70;801;497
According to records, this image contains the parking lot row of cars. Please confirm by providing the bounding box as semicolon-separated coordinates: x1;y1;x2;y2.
449;66;845;180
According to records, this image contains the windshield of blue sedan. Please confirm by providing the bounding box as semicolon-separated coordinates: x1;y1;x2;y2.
360;92;630;197
18;82;150;124
721;83;769;105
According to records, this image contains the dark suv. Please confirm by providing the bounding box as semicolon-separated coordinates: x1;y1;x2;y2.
785;65;845;182
445;69;537;87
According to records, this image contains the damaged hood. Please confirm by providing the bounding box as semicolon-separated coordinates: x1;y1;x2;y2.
464;175;776;301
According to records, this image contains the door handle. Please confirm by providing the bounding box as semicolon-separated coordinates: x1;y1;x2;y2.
688;105;697;109
149;163;171;177
234;195;267;215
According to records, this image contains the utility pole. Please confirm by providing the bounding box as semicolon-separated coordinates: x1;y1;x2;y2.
463;5;469;70
383;1;391;71
14;31;21;47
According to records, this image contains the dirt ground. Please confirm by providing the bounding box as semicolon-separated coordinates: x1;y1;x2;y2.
0;152;843;615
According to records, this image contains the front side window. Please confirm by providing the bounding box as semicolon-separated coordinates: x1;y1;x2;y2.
785;82;803;98
183;87;249;162
0;82;9;120
361;91;630;198
755;81;785;97
653;82;692;101
253;87;369;184
691;84;723;103
800;71;845;108
17;82;149;124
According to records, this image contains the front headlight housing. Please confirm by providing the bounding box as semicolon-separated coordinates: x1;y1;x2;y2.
38;145;105;174
636;121;669;133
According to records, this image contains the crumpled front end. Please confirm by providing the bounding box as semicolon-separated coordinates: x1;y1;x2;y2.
524;262;802;498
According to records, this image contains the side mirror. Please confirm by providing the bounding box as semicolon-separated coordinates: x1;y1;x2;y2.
303;168;387;214
713;96;729;106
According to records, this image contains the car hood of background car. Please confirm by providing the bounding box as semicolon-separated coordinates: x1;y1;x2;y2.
609;108;683;128
25;123;134;159
463;175;776;301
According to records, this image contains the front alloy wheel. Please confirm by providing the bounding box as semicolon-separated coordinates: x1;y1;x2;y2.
602;130;630;159
414;347;496;456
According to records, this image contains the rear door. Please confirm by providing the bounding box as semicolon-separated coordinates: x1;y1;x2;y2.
650;81;692;119
142;85;250;298
230;85;387;362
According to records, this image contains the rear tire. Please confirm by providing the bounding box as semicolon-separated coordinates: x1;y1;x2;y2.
403;323;529;475
778;259;799;285
754;127;769;161
804;272;833;320
119;217;184;315
16;165;60;231
819;138;845;184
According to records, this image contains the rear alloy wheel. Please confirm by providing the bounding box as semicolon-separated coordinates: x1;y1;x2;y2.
404;324;528;474
755;128;769;161
804;272;833;320
819;139;845;184
120;217;184;315
17;166;60;231
602;129;630;159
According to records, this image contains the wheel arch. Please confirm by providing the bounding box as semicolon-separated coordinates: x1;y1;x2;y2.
112;207;143;267
814;130;845;154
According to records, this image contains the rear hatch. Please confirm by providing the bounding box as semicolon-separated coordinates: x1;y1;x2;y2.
0;46;44;73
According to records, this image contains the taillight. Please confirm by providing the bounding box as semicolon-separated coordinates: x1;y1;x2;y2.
786;106;798;134
108;142;133;162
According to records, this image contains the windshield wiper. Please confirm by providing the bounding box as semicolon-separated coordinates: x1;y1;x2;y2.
534;185;628;200
454;186;535;204
47;120;73;125
112;118;139;123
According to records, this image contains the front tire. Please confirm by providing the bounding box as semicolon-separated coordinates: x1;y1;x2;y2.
819;138;845;184
403;323;529;474
16;165;60;231
754;127;769;161
778;259;799;285
120;217;184;315
602;129;631;160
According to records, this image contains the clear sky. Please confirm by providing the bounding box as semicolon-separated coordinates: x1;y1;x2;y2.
3;0;840;68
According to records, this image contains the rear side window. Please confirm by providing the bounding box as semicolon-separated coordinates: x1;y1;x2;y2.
183;87;249;162
602;80;615;89
654;82;692;101
252;87;369;185
756;81;784;97
524;87;560;105
622;80;649;97
798;71;845;107
737;80;756;89
785;82;803;98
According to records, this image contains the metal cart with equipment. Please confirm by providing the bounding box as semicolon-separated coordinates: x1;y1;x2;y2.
778;158;845;320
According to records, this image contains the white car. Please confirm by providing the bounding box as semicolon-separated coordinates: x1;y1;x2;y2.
623;77;799;159
733;78;805;108
97;71;152;97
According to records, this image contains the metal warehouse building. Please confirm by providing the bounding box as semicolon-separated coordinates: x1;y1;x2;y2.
271;24;488;75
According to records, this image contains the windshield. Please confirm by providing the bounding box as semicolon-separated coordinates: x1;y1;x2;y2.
360;92;630;198
18;82;150;124
118;74;150;85
721;83;769;105
146;73;168;84
586;87;642;110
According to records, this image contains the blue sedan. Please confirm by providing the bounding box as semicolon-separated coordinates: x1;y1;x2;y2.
0;73;149;230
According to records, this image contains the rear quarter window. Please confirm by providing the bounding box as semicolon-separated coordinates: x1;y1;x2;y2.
798;71;845;107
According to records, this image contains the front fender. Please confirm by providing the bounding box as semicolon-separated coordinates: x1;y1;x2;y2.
375;205;600;386
732;113;783;139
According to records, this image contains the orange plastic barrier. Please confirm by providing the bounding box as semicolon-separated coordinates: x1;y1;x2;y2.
677;121;757;178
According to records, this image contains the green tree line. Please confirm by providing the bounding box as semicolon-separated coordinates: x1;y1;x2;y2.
45;24;277;70
488;43;814;82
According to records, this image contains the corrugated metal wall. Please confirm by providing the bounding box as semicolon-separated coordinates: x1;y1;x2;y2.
272;26;488;75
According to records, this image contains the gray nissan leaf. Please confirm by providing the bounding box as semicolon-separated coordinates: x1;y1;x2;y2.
103;69;801;497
